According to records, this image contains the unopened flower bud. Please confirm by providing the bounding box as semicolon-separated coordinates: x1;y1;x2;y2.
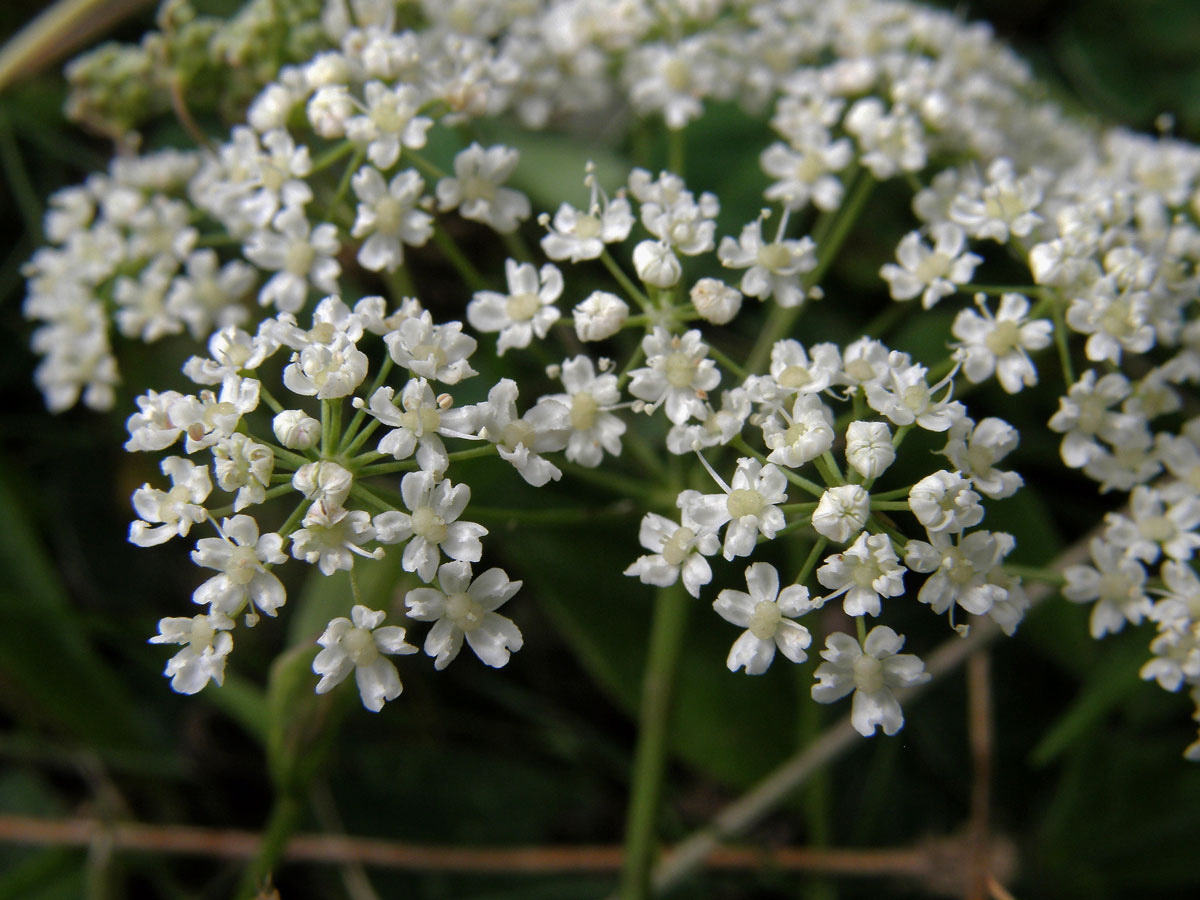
293;460;354;507
273;409;321;450
690;277;743;325
845;420;895;479
811;484;870;543
573;290;629;341
633;240;682;288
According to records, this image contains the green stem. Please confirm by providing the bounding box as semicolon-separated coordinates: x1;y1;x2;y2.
667;125;685;177
600;249;653;312
206;483;295;518
468;502;636;525
1050;292;1075;386
327;147;365;219
1001;564;1067;585
558;460;661;504
277;499;313;540
258;385;286;416
349;482;398;513
502;228;535;263
432;223;490;293
706;341;747;380
311;140;356;173
618;582;690;900
337;357;393;454
796;538;829;585
355;443;496;476
235;793;303;899
745;172;874;374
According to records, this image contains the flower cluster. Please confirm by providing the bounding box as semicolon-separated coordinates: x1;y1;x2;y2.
21;0;1200;754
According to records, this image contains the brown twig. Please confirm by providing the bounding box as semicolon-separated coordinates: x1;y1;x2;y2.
0;812;976;881
966;650;993;900
645;531;1095;898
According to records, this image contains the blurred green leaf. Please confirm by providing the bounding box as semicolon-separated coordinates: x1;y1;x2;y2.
519;521;799;789
1029;632;1146;767
0;458;153;750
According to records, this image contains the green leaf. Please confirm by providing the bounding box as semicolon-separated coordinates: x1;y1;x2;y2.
1029;631;1147;767
519;521;798;789
0;458;153;750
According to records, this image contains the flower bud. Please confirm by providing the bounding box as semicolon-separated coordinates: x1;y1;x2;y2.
292;460;354;508
273;409;321;450
573;290;629;341
845;420;895;479
690;277;742;325
811;484;870;543
633;240;682;288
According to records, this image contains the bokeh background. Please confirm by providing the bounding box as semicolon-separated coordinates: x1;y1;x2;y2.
1;1;1200;898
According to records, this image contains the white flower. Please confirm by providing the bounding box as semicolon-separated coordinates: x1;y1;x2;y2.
124;389;186;452
951;293;1052;394
811;626;930;737
665;388;750;455
940;417;1023;500
436;143;530;234
290;503;381;575
624;493;719;599
905;530;1016;619
405;561;523;669
628;327;721;425
718;217;816;309
1102;486;1200;564
150;612;235;695
948;157;1044;243
625;39;718;130
811;484;870;544
686;457;788;560
843;98;926;179
816;533;905;617
292;460;354;508
384;311;478;384
573;290;629;341
475;378;569;487
865;357;965;432
1047;370;1143;469
283;333;369;399
845;421;895;480
211;434;274;511
880;224;981;309
466;259;563;355
760;136;852;212
350;166;433;272
746;340;841;413
1063;538;1153;638
273;409;321;450
183;325;276;385
547;355;626;467
1065;279;1156;365
713;562;815;674
365;380;480;475
539;165;634;262
165;249;255;340
130;457;212;548
632;239;682;288
168;374;261;453
908;470;985;534
344;82;433;170
245;205;341;314
191;515;287;620
313;605;418;712
371;471;487;583
762;393;835;468
690;277;742;325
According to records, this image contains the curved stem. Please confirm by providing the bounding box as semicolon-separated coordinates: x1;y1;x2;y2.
618;581;691;900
